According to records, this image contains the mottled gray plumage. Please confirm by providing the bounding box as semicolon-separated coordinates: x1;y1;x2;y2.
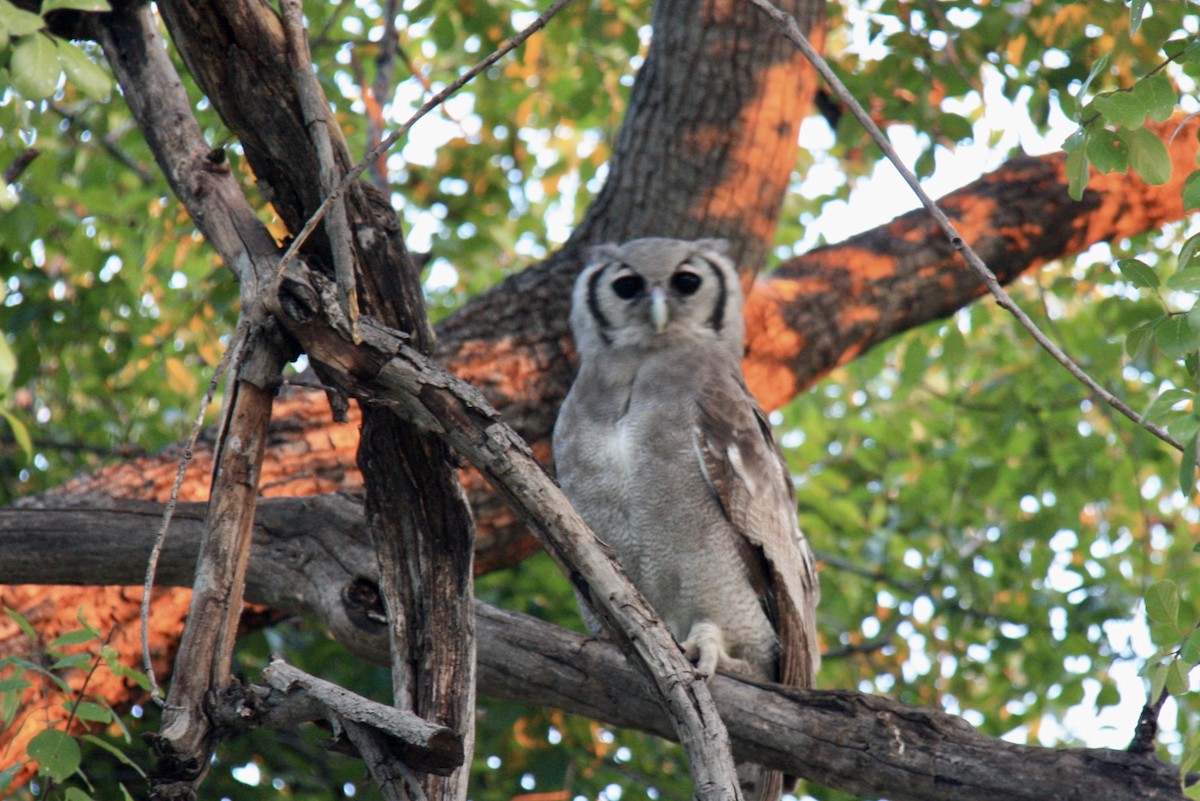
552;237;821;801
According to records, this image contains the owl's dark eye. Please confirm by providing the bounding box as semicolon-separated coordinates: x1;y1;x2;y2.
670;270;702;296
612;274;645;299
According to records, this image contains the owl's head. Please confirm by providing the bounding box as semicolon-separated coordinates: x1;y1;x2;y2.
570;237;745;361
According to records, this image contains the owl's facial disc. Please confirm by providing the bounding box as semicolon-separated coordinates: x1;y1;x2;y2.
649;286;669;333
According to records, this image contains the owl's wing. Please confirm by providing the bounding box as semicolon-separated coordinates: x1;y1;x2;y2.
693;367;821;689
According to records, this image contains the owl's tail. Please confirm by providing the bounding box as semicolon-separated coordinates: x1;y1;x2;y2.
738;762;786;801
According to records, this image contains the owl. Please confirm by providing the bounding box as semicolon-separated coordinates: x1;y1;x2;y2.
552;237;820;801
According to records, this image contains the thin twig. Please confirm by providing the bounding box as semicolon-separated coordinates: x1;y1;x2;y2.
749;0;1182;456
48;102;155;184
270;0;576;286
140;318;249;703
368;0;401;191
2;149;39;184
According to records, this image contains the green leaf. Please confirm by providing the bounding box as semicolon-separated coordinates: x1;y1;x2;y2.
0;335;15;391
1166;659;1191;695
1168;414;1200;444
1085;128;1128;174
1065;134;1094;196
1133;74;1177;123
1094;92;1146;129
68;701;112;723
63;786;93;801
1141;387;1191;422
900;342;927;386
0;0;45;36
0;408;32;465
1155;314;1200;359
1149;660;1169;700
10;32;61;101
1126;126;1173;185
1116;258;1159;289
81;735;147;777
0;763;23;793
1166;268;1200;292
1076;54;1110;108
1129;0;1147;34
1127;316;1165;359
51;628;99;648
914;148;936;179
1184;171;1200;211
1182;232;1200;270
55;40;112;99
937;112;973;142
2;688;19;728
27;729;82;782
41;0;110;10
1062;128;1085;153
1182;631;1200;665
0;678;31;692
6;608;39;644
1146;580;1180;626
51;653;95;671
1181;434;1199;498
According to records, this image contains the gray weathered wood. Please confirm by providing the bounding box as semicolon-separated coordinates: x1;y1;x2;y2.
260;659;463;776
0;502;1187;801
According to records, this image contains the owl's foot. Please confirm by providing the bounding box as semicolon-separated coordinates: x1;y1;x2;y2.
681;622;721;678
681;621;753;679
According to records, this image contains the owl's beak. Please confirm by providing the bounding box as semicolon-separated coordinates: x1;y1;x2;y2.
650;286;669;333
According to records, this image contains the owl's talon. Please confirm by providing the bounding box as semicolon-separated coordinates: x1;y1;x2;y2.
682;622;723;679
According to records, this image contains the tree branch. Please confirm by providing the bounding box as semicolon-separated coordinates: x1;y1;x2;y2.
0;501;1185;801
96;8;292;796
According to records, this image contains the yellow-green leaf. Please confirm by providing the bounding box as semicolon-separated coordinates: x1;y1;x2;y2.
0;335;15;391
1126;126;1172;185
41;0;110;11
0;408;32;464
10;33;60;100
1065;143;1090;200
1155;314;1200;360
0;0;45;37
1166;659;1190;695
55;40;111;99
1095;92;1146;129
1181;434;1199;499
1085;128;1128;174
1134;74;1177;123
1145;579;1180;626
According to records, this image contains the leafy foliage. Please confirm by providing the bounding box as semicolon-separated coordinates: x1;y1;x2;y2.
0;609;148;801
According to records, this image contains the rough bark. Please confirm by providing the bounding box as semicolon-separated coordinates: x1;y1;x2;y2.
94;7;295;794
95;2;481;796
0;500;1186;801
